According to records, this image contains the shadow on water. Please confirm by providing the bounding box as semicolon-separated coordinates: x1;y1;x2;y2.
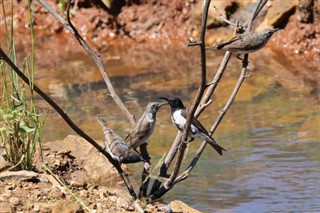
10;40;320;212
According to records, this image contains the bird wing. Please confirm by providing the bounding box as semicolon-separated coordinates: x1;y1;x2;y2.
179;109;209;134
216;34;243;49
125;120;152;149
191;117;209;134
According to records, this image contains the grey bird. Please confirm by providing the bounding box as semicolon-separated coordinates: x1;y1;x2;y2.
97;117;130;164
159;97;226;156
208;28;281;55
125;102;166;151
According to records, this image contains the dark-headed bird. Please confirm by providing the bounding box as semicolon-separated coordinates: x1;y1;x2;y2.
159;97;226;156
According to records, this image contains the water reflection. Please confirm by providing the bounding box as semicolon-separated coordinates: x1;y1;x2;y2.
11;41;320;212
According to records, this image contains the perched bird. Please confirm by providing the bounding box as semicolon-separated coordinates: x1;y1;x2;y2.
159;97;226;156
208;28;281;55
97;117;130;164
125;102;166;151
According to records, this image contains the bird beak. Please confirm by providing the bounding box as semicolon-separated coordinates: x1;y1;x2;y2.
273;28;282;32
159;102;168;107
158;97;168;102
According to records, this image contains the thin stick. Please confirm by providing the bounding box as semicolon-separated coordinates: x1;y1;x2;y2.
213;6;236;26
138;143;151;198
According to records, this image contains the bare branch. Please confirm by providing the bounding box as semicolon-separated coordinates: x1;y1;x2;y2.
196;52;232;116
37;0;136;127
213;5;236;26
138;144;151;198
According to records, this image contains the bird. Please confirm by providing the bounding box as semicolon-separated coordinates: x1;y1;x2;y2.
159;97;226;156
97;117;143;164
207;28;281;55
125;102;167;152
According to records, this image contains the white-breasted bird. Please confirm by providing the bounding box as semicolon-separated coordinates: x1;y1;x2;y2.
159;97;226;156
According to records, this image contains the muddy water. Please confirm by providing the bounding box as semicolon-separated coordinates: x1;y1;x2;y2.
13;40;320;212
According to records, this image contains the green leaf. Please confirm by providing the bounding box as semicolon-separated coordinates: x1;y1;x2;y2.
19;121;35;133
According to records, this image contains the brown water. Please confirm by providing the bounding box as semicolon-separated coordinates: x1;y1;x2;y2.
13;40;320;212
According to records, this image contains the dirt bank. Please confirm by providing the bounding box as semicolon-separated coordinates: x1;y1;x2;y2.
0;135;200;213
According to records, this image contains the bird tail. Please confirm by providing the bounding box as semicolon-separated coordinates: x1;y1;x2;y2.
205;137;226;156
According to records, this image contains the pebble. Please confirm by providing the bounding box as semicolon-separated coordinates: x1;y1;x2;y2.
96;203;102;212
9;196;20;206
79;189;88;198
109;196;117;203
42;188;51;195
0;202;11;213
48;188;63;199
4;182;16;190
116;197;130;209
1;190;12;199
33;203;40;212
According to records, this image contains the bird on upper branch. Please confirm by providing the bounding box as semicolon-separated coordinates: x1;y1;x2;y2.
207;28;281;56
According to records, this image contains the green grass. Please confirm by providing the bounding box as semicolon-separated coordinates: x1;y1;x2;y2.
0;0;45;171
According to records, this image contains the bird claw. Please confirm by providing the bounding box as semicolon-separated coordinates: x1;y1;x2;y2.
100;145;107;152
236;53;244;60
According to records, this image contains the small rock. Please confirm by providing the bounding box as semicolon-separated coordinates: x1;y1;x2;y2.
33;203;40;212
169;200;201;213
160;205;173;213
69;180;83;187
52;200;83;213
9;197;20;206
109;196;117;203
34;202;54;213
4;182;16;190
42;188;51;195
48;188;63;199
53;159;61;167
92;188;98;195
0;202;12;213
98;189;106;199
0;170;38;181
79;189;88;198
1;190;12;199
96;203;102;212
116;197;131;210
